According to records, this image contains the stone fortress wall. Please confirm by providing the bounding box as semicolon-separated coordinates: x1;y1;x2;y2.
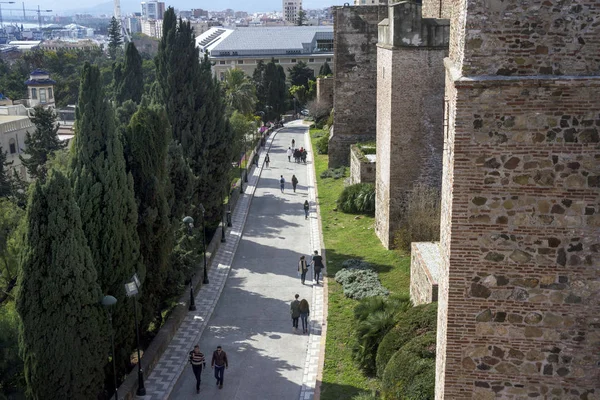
435;0;600;398
329;4;387;167
375;1;448;248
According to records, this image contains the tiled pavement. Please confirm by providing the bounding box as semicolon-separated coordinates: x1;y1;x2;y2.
140;121;326;400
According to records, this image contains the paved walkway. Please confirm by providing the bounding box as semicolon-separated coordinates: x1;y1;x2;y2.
141;120;325;400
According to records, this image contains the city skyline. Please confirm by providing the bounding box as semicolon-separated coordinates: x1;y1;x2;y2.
27;0;342;14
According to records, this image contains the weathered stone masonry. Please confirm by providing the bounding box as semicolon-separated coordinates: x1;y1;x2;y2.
375;1;448;248
330;5;387;167
436;1;600;399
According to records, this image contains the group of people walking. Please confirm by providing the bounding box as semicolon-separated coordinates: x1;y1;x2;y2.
289;250;324;333
188;345;229;393
286;146;308;163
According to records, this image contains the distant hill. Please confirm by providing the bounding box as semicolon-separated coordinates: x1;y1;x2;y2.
61;0;140;16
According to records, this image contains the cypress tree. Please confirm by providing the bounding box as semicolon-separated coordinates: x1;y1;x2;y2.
263;59;287;121
0;146;13;198
16;171;105;400
166;140;196;223
115;42;143;104
195;57;234;221
19;105;66;181
253;60;267;115
70;63;141;371
319;61;333;76
155;9;198;150
122;106;172;328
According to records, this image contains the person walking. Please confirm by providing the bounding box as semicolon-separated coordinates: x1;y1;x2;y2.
287;147;293;162
265;153;270;168
298;256;309;284
253;154;259;167
188;345;206;394
301;149;307;164
291;174;298;192
303;200;309;219
291;138;295;149
211;346;228;389
290;294;301;331
280;175;285;193
299;299;310;334
311;250;324;285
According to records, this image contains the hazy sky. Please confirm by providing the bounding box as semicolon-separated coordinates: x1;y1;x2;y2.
30;0;343;14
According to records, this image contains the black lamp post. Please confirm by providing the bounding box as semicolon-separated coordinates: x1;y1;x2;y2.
182;216;198;311
220;192;226;243
243;134;248;183
198;204;209;284
101;295;118;400
124;274;146;396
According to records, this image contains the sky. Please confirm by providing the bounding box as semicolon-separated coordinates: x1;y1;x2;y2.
31;0;344;14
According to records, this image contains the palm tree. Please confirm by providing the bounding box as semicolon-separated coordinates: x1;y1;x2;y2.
223;68;257;115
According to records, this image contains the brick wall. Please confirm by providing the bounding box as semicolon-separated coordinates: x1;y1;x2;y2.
375;1;448;248
436;1;600;398
329;5;387;167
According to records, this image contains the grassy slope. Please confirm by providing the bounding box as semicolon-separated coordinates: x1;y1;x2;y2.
310;128;411;399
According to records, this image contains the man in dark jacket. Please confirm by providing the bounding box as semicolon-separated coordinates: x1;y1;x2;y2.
211;346;228;389
311;250;324;284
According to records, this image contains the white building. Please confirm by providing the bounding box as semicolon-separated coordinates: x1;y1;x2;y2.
283;0;302;24
196;26;334;79
0;105;33;179
141;19;163;38
24;70;56;108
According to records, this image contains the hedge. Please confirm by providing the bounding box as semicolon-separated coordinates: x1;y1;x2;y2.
337;183;375;215
381;331;437;400
375;302;438;378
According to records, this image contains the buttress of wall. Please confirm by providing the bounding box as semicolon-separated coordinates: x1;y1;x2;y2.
375;47;446;248
437;0;600;398
330;5;388;167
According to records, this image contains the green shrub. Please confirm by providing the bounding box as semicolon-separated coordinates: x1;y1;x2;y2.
350;295;412;376
342;258;372;270
394;185;441;252
334;268;389;300
337;183;375;214
381;332;436;400
316;134;329;154
351;392;379;400
376;302;438;378
320;166;346;179
326;108;334;128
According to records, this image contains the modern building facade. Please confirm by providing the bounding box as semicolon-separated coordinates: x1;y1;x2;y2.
141;19;163;38
196;26;334;79
141;1;165;20
283;0;302;24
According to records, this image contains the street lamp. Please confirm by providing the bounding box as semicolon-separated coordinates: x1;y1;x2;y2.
198;204;209;285
182;216;198;311
124;274;146;396
244;133;248;183
101;295;118;400
220;192;226;243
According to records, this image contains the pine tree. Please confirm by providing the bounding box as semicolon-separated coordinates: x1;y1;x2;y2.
0;146;13;198
16;171;106;400
155;9;199;150
288;60;314;88
296;9;306;26
122;106;172;328
108;17;123;59
19;106;66;181
115;42;143;104
70;63;141;372
319;61;333;76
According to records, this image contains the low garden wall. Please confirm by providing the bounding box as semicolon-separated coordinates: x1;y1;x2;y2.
350;144;376;185
409;242;442;305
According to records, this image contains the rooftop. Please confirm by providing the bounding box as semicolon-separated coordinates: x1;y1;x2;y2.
198;26;334;57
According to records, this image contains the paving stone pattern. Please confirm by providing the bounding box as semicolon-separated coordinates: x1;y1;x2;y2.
141;122;326;400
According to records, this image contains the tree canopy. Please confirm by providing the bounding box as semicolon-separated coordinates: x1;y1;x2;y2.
288;60;314;88
108;17;123;59
115;42;144;104
16;171;106;400
319;61;333;77
223;68;257;115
